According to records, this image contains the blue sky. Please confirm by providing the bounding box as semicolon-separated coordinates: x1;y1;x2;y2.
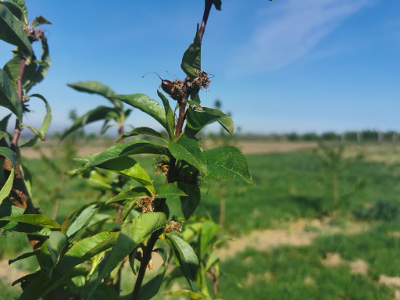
1;0;399;135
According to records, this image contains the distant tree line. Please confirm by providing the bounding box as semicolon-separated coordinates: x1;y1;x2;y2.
235;130;400;143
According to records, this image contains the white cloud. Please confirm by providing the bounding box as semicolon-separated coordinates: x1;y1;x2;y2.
228;0;371;75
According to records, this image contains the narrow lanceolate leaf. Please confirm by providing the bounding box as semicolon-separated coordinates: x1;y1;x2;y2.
166;234;199;286
56;231;119;274
91;212;167;296
24;39;51;92
39;239;55;277
21;94;51;147
105;187;151;205
67;80;118;106
0;68;22;119
0;1;24;21
60;106;120;141
47;231;67;265
75;140;170;169
116;126;168;143
0;5;32;55
203;146;253;184
0;214;61;229
0;113;12;130
169;134;207;174
181;28;201;80
155;183;187;199
110;94;168;130
0;205;24;230
202;107;234;136
8;0;27;20
0;147;15;204
31;15;52;28
97;156;154;194
157;90;175;140
9;250;37;265
22;125;45;140
65;204;100;239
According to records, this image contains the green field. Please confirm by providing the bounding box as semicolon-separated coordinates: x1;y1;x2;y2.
1;143;400;299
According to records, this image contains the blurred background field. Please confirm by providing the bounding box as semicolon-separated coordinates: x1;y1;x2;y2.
2;134;400;299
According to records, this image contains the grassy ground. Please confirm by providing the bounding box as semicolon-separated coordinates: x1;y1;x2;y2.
1;142;400;299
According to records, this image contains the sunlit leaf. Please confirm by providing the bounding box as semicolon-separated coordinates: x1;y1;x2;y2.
89;212;166;297
155;183;187;199
105;187;151;205
110;94;168;130
202;107;234;136
0;147;15;204
169;134;207;174
203;146;253;184
65;204;100;239
21;94;51;147
67;80;119;106
0;214;61;229
116;126;168;143
75;140;170;169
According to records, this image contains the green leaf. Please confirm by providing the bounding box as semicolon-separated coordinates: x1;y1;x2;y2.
9;250;37;265
31;15;51;28
0;214;61;229
166;234;199;286
18;268;87;300
105;187;151;205
199;221;220;260
22;125;45;140
177;181;200;219
24;39;51;92
47;231;67;265
67;80;118;106
0;147;15;204
97;156;154;194
116;126;168;143
110;94;168;130
0;5;32;54
157;90;175;140
65;204;100;239
204;252;219;273
0;113;12;130
91;212;167;296
79;169;113;191
8;0;27;20
169;134;207;174
56;231;119;274
181;28;201;80
202;107;234;136
75;140;169;169
0;68;22;119
0;1;24;21
0;204;24;229
155;183;187;199
21;94;51;147
213;0;222;10
39;239;55;277
60;106;120;141
185;108;221;135
203;146;253;184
